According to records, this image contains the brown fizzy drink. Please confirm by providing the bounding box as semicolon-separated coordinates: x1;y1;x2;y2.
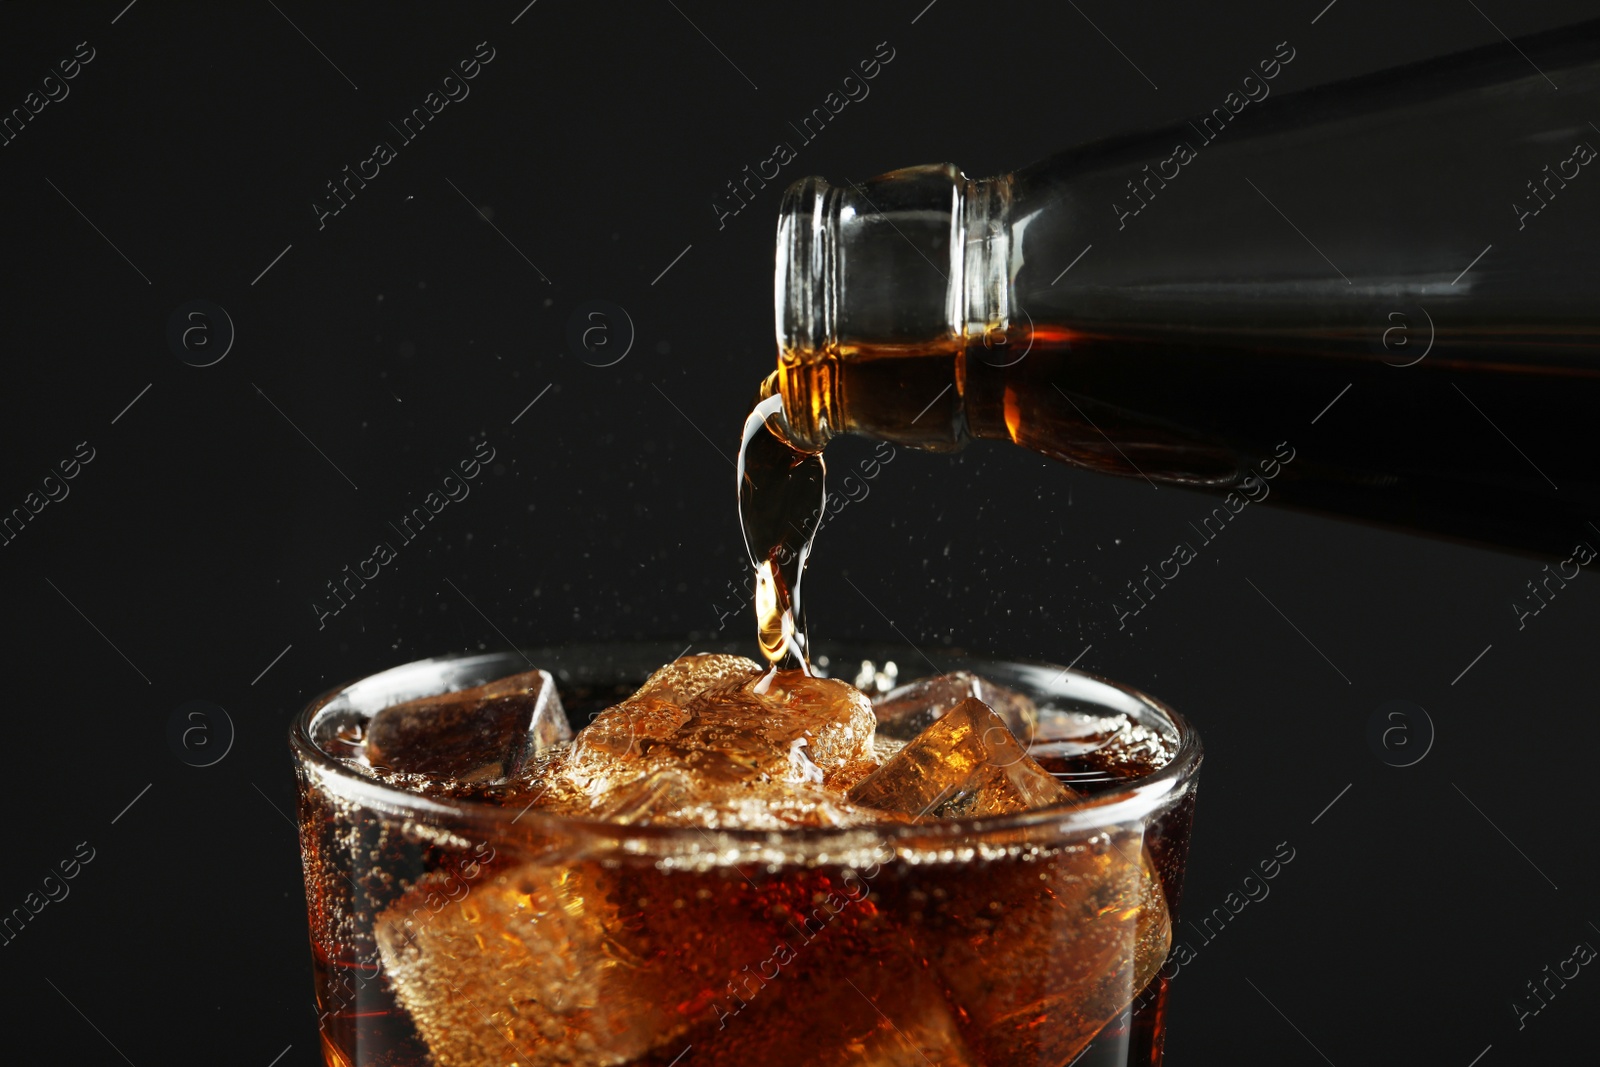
295;644;1193;1067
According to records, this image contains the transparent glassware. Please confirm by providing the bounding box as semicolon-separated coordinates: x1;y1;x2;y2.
769;21;1600;554
289;641;1202;1067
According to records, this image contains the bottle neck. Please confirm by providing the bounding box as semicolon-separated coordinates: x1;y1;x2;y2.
773;164;1017;451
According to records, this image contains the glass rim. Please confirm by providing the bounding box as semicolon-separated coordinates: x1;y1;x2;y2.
288;642;1203;850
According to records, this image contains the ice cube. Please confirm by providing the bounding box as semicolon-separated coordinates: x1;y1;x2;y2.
902;833;1171;1066
554;660;880;828
592;773;887;830
636;652;767;705
364;668;569;784
668;668;878;783
591;767;695;824
376;840;971;1067
1028;709;1175;790
588;763;884;830
873;671;1037;742
375;860;690;1067
561;654;762;780
848;698;1069;818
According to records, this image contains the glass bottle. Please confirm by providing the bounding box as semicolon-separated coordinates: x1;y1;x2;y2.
766;21;1600;555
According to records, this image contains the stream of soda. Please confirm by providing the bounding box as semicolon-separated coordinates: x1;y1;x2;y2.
737;393;825;675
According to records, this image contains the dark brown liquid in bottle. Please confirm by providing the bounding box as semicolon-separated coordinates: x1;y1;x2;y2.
779;320;1600;556
737;394;825;673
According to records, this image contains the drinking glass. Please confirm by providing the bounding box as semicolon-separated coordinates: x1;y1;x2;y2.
289;641;1202;1067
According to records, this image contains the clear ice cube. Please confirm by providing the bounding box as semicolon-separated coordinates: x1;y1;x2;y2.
1028;709;1175;788
561;654;760;773
848;697;1069;818
590;765;882;830
546;656;882;829
873;671;1038;742
363;668;569;785
375;860;689;1067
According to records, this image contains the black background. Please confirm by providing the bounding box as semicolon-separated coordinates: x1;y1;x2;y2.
2;1;1596;1063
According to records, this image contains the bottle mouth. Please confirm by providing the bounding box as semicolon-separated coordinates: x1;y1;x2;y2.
774;174;837;369
773;163;1013;361
772;165;1016;451
771;174;841;452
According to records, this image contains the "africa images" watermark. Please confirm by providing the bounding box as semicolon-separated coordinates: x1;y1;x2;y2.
712;41;897;231
0;40;96;150
1510;537;1594;631
313;42;498;231
1512;933;1595;1031
1111;442;1296;630
1114;40;1297;231
1;440;96;550
313;439;496;629
1;840;96;948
